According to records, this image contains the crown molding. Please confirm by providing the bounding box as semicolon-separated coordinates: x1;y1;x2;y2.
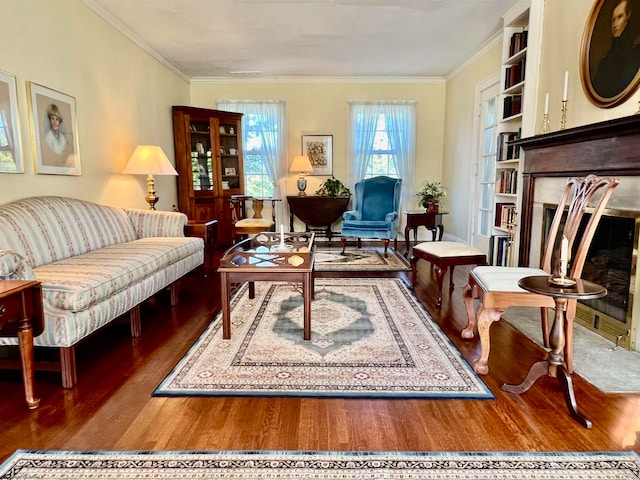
82;0;190;82
190;76;445;85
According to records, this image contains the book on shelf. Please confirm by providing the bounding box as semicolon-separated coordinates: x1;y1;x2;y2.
508;30;529;57
497;131;521;161
494;202;516;229
502;95;522;119
504;59;526;89
496;168;518;194
489;234;510;266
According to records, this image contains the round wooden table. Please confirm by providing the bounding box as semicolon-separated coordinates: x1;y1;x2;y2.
502;275;606;429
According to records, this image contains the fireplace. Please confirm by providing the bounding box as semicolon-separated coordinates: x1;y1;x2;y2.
514;116;640;350
542;205;639;349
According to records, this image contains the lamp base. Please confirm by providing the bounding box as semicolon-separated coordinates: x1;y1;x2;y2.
297;175;308;196
146;174;159;210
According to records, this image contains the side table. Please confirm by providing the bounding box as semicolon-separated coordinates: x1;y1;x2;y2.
502;275;606;429
0;280;44;409
287;195;350;242
185;219;218;276
403;210;447;253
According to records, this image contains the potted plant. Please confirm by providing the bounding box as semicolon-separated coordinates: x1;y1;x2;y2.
315;176;351;197
416;181;446;213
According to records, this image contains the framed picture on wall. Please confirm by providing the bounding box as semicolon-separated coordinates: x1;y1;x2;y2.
0;70;24;173
27;82;81;175
301;134;332;175
580;0;640;108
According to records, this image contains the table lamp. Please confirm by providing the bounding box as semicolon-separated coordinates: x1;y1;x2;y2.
123;145;178;210
290;155;313;195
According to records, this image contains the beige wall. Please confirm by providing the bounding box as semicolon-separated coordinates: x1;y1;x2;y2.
1;0;190;211
536;0;639;128
190;81;446;202
442;41;503;242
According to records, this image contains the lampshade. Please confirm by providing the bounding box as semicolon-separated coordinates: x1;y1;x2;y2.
123;146;178;210
123;146;178;176
289;155;313;173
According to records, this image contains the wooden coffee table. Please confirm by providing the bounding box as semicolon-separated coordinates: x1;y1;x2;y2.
218;232;315;340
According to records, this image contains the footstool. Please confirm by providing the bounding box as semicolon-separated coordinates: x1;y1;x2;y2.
410;241;486;308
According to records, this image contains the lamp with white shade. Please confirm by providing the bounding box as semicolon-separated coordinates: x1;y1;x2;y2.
123;145;178;210
289;155;313;195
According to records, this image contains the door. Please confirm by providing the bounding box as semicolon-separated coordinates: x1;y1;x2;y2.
470;76;499;253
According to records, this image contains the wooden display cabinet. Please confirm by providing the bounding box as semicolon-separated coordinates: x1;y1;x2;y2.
172;106;244;246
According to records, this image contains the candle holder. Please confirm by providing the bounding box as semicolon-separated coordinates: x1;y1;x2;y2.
539;113;550;134
560;100;568;130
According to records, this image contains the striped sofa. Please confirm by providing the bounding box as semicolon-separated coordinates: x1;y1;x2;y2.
0;196;204;387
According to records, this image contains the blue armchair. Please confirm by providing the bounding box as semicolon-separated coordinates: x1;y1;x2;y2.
340;176;402;257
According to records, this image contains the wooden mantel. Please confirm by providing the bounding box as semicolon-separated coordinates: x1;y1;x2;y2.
513;115;640;266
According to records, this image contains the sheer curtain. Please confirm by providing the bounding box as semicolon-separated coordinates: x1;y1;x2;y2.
348;100;417;233
217;99;287;224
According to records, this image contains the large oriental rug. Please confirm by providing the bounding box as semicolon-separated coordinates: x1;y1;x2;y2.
155;278;492;399
314;247;410;272
2;450;640;478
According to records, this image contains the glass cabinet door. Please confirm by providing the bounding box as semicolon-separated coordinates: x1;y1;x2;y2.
189;120;213;191
218;122;240;190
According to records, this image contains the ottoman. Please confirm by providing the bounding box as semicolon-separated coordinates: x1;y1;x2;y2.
411;241;486;307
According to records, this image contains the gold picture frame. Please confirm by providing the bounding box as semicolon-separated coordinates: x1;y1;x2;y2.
580;0;640;108
0;70;24;173
27;82;81;175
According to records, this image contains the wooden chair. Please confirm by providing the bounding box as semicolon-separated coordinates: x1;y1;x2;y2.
230;195;280;243
462;174;619;375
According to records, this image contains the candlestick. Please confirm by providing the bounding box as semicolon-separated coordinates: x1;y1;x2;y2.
544;93;549;115
563;71;569;101
560;235;568;278
560;100;568;130
539;113;550;134
280;224;285;245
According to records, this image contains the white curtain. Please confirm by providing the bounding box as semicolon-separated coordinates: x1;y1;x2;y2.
217;100;287;224
348;100;417;233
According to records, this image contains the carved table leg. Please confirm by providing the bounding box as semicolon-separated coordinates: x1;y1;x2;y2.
17;317;40;409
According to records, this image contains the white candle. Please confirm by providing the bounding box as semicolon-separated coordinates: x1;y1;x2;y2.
280;224;285;245
544;93;549;115
560;235;568;277
563;71;569;101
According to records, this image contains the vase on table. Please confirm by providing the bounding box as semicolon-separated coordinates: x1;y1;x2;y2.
423;201;439;214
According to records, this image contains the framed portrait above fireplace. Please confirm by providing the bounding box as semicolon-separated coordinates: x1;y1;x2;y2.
580;0;640;108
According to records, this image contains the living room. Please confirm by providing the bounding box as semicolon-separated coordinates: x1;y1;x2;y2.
2;0;640;475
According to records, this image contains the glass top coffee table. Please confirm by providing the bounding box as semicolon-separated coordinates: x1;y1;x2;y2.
218;232;315;340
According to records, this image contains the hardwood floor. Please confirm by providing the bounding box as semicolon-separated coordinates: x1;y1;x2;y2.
1;248;639;463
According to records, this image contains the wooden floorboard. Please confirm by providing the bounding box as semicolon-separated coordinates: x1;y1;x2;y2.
1;246;639;463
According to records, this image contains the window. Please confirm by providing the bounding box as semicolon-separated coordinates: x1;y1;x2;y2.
348;102;415;182
217;100;286;199
348;101;416;215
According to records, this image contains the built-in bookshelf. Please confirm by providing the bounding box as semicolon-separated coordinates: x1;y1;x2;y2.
492;2;532;266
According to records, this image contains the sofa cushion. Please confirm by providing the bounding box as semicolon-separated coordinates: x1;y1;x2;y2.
34;237;202;312
0;197;138;268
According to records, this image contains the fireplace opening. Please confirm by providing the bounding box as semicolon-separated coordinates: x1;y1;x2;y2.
543;206;639;349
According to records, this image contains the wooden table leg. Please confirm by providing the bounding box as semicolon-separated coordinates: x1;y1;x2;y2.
303;272;312;340
502;297;592;428
221;272;231;339
17;317;39;409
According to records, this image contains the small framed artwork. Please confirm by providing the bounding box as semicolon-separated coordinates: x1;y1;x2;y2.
580;0;640;108
224;167;236;176
302;134;332;175
27;82;80;175
0;70;23;173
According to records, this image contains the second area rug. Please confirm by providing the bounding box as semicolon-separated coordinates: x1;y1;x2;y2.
3;450;640;479
155;278;492;399
314;247;410;272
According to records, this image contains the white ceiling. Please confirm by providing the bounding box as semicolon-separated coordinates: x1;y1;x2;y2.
83;0;521;79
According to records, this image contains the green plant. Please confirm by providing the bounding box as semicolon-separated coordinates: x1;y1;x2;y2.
315;176;351;197
416;181;446;206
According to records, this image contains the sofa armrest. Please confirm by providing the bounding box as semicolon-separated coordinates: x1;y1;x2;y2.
0;249;36;280
124;209;188;238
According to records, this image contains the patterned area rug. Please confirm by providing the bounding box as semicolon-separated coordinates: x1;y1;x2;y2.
154;278;491;399
314;247;410;271
3;450;640;478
